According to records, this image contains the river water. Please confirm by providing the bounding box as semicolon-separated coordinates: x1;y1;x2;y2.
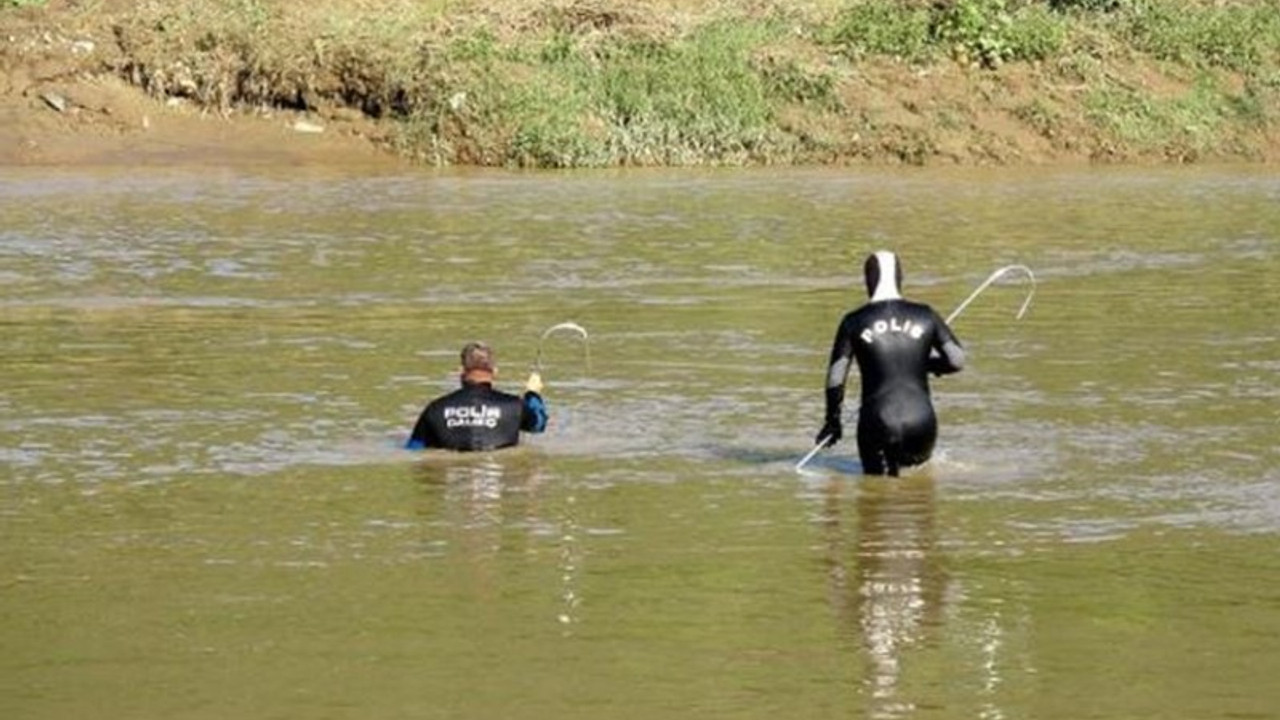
2;166;1278;719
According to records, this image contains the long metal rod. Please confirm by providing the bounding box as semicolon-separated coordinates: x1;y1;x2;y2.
794;435;832;472
795;265;1035;473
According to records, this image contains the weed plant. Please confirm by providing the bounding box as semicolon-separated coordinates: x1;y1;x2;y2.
100;0;1280;166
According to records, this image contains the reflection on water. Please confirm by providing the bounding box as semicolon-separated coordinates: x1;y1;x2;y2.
2;166;1279;719
412;451;584;629
822;476;951;718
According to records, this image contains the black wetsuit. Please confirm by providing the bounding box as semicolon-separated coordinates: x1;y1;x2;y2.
406;382;547;452
824;299;963;476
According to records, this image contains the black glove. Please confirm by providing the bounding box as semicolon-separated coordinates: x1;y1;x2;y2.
817;417;842;447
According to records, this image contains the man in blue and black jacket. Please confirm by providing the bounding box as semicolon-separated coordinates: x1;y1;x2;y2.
407;341;547;452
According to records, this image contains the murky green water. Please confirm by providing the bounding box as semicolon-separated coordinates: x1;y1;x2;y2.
3;166;1278;719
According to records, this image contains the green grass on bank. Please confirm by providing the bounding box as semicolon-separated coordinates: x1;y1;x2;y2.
91;0;1280;165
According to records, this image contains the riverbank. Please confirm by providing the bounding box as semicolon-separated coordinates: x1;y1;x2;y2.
3;0;1278;168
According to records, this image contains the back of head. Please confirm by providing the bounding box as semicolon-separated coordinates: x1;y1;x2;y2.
460;341;495;373
864;250;904;301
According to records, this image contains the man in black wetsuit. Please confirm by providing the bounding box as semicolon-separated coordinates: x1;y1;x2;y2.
817;251;965;476
406;341;548;452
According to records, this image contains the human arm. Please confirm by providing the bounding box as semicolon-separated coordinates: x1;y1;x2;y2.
521;372;548;433
818;321;855;445
405;408;431;450
927;313;965;376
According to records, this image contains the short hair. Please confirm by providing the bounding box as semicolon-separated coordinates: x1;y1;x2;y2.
460;341;495;372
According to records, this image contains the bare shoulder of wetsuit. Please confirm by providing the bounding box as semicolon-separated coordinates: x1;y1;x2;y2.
823;311;861;404
826;313;858;369
927;308;965;376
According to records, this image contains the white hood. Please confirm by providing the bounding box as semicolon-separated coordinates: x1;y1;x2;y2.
867;250;902;302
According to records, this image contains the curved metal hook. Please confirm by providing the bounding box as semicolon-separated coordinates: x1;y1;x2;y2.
535;322;590;372
945;264;1036;325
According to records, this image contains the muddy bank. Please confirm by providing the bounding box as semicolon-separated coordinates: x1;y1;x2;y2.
1;1;396;167
3;0;1278;168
